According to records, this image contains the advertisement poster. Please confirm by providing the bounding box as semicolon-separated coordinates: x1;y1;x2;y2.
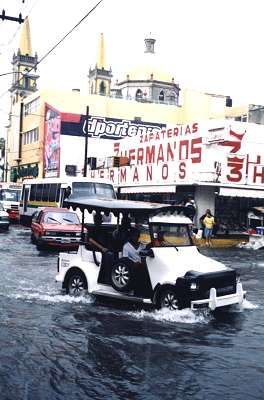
44;104;61;177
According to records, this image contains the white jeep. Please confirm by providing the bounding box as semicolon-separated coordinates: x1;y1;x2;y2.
55;198;246;311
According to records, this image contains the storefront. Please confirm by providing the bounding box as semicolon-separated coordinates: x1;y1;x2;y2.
88;120;264;232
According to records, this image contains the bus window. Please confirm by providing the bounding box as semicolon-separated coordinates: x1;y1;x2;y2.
30;184;37;201
56;184;61;202
36;184;43;201
42;184;50;202
49;184;57;202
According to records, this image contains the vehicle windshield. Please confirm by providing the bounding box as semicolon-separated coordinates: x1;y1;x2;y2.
43;212;80;224
151;223;192;247
71;182;115;199
0;189;21;202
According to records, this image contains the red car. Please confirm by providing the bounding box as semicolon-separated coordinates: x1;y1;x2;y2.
31;207;84;250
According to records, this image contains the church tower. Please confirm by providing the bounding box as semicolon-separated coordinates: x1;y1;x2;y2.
10;17;39;104
88;33;112;96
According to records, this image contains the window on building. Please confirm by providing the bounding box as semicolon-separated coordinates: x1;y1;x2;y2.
135;89;143;101
99;81;106;95
159;90;164;102
23;127;39;145
24;97;40;116
168;90;176;103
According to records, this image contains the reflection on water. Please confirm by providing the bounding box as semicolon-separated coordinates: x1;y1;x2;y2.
0;226;263;400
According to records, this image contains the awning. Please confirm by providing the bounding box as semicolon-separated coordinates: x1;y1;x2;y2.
120;185;176;194
219;187;264;198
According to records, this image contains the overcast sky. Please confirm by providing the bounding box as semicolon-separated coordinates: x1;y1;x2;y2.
1;0;264;137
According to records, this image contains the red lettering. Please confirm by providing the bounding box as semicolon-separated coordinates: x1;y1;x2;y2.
192;122;198;133
246;154;261;174
99;170;105;179
191;137;202;163
146;146;155;163
179;140;189;160
167;129;172;138
253;165;264;184
113;142;120;156
137;148;144;164
167;143;174;162
129;149;135;162
133;167;139;182
157;144;164;163
162;164;168;180
148;132;154;142
179;162;186;179
120;168;127;182
147;165;152;181
155;132;160;141
185;125;191;134
109;169;114;182
173;127;179;137
226;156;244;182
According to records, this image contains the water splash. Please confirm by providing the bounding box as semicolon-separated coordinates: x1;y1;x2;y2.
129;307;212;324
241;299;258;310
6;292;94;304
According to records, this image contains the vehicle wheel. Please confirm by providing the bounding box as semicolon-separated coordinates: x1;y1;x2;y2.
111;260;133;292
66;270;87;296
158;287;179;311
36;241;46;251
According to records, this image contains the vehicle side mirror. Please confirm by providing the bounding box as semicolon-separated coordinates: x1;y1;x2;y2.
140;249;155;258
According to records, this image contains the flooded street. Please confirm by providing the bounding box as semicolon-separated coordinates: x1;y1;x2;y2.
0;225;263;400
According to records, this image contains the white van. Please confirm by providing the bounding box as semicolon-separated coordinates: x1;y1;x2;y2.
56;199;246;311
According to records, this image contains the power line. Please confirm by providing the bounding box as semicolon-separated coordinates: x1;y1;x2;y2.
0;0;104;100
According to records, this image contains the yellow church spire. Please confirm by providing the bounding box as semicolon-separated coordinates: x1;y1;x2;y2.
19;16;32;56
96;33;105;69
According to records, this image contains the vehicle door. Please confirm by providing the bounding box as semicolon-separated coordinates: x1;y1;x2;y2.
31;211;43;238
23;187;30;212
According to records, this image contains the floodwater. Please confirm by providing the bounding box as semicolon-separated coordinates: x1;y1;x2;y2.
0;225;263;400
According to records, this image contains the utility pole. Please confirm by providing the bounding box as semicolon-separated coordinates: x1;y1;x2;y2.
83;106;89;177
0;10;24;24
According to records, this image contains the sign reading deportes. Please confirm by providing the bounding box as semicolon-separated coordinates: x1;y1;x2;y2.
88;121;264;187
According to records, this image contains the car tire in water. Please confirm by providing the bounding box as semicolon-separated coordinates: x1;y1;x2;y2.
158;286;179;311
66;270;88;296
111;259;133;292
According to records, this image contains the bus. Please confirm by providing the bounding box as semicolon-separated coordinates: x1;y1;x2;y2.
0;182;22;222
19;177;116;226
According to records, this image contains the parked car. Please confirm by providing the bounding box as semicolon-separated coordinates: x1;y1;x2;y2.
0;204;10;231
31;207;84;250
56;198;246;312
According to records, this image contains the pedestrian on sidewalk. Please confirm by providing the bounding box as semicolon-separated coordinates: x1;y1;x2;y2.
202;209;215;247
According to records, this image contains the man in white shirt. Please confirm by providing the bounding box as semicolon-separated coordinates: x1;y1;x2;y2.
122;227;146;264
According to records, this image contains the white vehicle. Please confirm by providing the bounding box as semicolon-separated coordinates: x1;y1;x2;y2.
0;204;10;231
56;199;246;311
19;177;116;226
0;182;22;222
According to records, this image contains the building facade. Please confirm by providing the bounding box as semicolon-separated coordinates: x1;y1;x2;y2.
5;19;264;231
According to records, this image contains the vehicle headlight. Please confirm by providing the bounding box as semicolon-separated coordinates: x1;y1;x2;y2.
190;282;199;290
76;232;81;237
44;231;54;236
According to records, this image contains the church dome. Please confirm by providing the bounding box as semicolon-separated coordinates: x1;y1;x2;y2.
123;36;174;83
